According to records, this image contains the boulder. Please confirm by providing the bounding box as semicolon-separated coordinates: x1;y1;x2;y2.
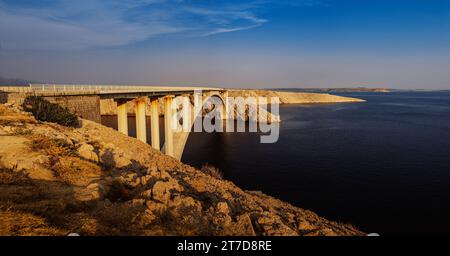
151;179;183;204
55;134;73;146
148;167;171;180
222;192;233;201
257;215;277;226
256;213;298;236
265;224;298;236
320;228;338;236
140;189;152;198
141;209;157;224
114;154;131;169
84;182;108;200
120;173;141;188
131;199;146;206
235;214;256;236
216;202;230;215
170;195;202;213
146;200;167;213
297;218;317;232
77;143;98;162
212;202;233;226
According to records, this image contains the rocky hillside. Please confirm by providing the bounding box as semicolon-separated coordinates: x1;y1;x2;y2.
0;104;363;236
228;89;365;104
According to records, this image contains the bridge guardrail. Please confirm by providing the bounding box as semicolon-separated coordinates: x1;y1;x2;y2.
0;84;223;94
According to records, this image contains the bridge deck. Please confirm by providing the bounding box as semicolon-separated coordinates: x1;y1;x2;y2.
0;84;224;97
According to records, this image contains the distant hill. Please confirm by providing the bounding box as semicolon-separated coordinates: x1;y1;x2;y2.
0;76;36;86
273;87;391;93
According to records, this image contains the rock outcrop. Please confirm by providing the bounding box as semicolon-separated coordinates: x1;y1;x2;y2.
228;89;365;104
0;104;364;236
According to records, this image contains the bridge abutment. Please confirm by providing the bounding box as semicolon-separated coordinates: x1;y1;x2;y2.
46;95;102;123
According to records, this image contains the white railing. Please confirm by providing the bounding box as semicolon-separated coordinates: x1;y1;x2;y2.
0;86;32;93
29;84;182;92
0;84;222;94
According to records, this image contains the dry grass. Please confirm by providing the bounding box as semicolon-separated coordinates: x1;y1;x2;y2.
91;203;144;235
153;205;215;236
29;135;101;185
201;163;223;180
51;156;102;186
0;209;66;236
0;105;16;116
0;105;36;126
11;128;33;136
30;134;74;157
0;168;30;185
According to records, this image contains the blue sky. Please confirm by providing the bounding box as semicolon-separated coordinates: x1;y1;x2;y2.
0;0;449;89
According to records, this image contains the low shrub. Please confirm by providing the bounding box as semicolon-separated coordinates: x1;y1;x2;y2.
201;163;223;179
22;96;80;128
154;206;215;236
30;134;74;157
105;180;134;202
51;156;101;185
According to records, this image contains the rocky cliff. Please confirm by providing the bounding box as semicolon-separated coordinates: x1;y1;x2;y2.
227;89;365;104
0;103;363;236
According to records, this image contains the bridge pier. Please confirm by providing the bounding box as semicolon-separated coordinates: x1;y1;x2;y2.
164;96;175;157
221;91;229;120
135;98;147;143
150;98;160;151
113;92;228;160
117;101;129;135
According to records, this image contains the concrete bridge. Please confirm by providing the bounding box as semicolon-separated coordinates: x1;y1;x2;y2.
1;84;228;160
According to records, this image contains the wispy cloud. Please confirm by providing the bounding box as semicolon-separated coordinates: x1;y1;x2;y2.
182;7;268;36
0;0;318;50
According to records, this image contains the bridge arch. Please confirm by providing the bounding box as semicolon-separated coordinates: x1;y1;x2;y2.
163;91;228;160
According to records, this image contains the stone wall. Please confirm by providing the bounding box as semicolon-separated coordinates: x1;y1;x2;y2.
1;92;102;123
0;92;28;105
46;95;101;123
0;92;7;104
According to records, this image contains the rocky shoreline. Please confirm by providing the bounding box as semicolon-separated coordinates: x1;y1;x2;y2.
0;103;364;236
227;89;366;104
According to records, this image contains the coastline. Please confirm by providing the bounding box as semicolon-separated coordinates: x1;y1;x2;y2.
227;89;366;104
0;103;364;236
